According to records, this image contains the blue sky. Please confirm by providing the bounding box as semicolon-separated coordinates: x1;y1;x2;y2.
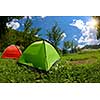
6;16;100;49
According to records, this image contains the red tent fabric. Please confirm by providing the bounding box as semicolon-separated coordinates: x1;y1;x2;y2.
1;45;22;59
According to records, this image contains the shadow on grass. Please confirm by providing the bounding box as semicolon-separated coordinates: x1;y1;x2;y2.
17;62;49;74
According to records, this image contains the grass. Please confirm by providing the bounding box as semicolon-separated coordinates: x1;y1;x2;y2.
0;49;100;83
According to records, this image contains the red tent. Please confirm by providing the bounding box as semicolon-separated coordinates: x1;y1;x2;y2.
1;45;22;59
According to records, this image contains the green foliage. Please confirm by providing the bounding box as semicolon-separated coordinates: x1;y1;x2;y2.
0;29;20;51
64;41;73;49
0;16;24;51
46;23;64;49
0;49;100;82
0;17;41;52
24;17;32;33
62;41;77;54
0;16;23;38
22;18;41;49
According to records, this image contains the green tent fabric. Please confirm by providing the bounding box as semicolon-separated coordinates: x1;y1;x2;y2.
18;40;60;71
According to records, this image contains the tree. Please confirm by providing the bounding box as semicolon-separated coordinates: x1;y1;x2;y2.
21;17;41;48
46;23;64;49
24;17;32;33
63;41;72;49
62;41;77;54
0;16;23;38
0;17;41;52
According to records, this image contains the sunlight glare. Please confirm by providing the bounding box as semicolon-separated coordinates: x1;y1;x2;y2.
89;19;98;29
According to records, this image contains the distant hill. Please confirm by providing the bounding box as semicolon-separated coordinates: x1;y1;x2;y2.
82;44;100;49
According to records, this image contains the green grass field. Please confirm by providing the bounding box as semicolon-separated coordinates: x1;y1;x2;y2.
0;49;100;83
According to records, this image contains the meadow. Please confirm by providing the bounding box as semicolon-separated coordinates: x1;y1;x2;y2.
0;49;100;83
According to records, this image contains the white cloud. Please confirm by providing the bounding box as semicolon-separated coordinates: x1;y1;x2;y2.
77;44;85;48
35;34;39;37
78;36;85;43
74;38;78;41
70;19;85;30
12;19;18;21
22;23;24;26
86;39;98;45
73;35;78;41
23;16;32;19
73;35;77;37
6;21;20;30
29;16;32;19
41;16;46;18
61;33;67;41
70;19;99;48
23;16;27;19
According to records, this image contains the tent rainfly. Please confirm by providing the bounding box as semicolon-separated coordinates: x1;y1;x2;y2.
18;40;60;71
1;45;22;59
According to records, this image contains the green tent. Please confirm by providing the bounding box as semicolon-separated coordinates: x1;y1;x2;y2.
18;40;60;71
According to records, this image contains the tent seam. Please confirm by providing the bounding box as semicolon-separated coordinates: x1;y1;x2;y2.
43;40;48;70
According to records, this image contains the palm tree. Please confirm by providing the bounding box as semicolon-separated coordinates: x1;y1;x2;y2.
63;41;77;54
46;23;64;49
20;17;41;48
